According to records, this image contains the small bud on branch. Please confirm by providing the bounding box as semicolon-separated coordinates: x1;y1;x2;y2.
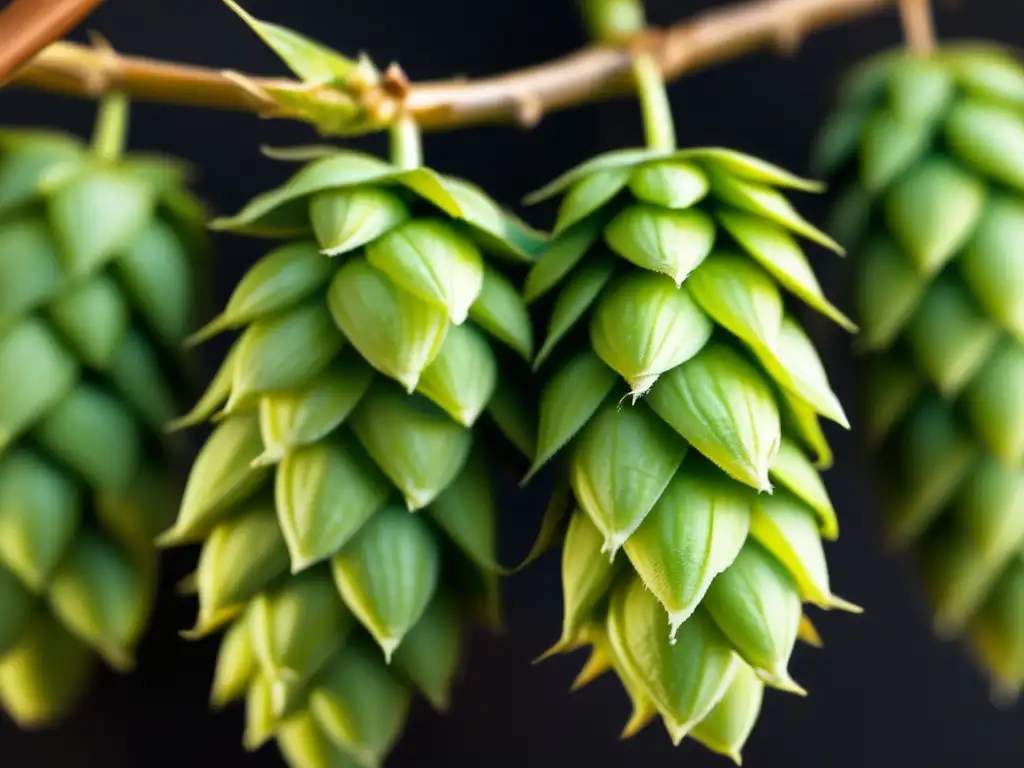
6;0;895;135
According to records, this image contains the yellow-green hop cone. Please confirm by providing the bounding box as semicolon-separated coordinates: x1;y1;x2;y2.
0;102;205;725
817;44;1024;698
526;142;856;758
170;143;542;767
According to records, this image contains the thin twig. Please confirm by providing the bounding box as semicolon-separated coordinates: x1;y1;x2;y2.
899;0;936;56
0;0;103;83
7;0;895;133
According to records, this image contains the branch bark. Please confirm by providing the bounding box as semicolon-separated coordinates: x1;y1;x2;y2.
6;0;895;132
0;0;103;83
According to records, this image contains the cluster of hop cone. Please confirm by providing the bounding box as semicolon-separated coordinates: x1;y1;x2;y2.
1;37;1023;768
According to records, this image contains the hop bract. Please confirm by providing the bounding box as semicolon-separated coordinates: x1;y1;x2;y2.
0;127;204;725
817;45;1024;698
166;147;540;768
525;145;857;760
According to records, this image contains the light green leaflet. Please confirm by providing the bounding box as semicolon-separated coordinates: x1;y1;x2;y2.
158;414;269;546
327;256;449;393
210;152;461;235
628;161;709;210
754;315;849;428
228;302;345;409
946;99;1024;193
859;109;933;193
224;0;357;84
960;194;1024;342
750;492;858;612
308;642;411;767
310;187;409;260
852;235;925;352
883;157;986;277
526;146;822;204
391;594;462;710
524;216;605;304
904;276;1000;397
366;219;484;325
686;251;783;351
647;344;781;492
604;204;716;286
47;275;129;369
554;166;632;234
415;323;497;427
210;613;257;709
468;264;533;361
623;468;751;640
569;402;688;555
275;438;391;571
607;577;740;745
703;542;804;693
0;318;78;452
554;510;622;651
428;449;501;574
534;255;615;369
256;353;375;465
194;504;289;633
0;613;94;728
249;567;352;687
527;350;618;481
0;450;81;591
717;211;855;332
349;386;472;512
962;340;1024;466
591;271;713;398
887;55;953;124
330;507;440;661
48;531;147;671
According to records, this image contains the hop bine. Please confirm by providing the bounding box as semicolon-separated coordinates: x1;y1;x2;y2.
0;95;206;726
522;124;860;758
164;139;543;767
816;44;1024;699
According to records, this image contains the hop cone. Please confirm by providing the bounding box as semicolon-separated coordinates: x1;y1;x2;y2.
524;145;857;759
164;147;540;767
0;123;204;725
816;45;1024;697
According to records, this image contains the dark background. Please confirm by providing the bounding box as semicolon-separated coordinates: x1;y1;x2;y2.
1;0;1023;765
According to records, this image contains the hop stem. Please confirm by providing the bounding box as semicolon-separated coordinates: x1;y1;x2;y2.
632;52;676;153
390;113;422;170
581;0;646;43
899;0;936;57
92;91;130;161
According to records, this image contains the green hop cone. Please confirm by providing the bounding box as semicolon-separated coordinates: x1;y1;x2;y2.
525;143;858;759
0;99;205;726
816;44;1024;698
167;144;542;768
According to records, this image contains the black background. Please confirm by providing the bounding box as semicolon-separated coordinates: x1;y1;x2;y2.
1;1;1023;766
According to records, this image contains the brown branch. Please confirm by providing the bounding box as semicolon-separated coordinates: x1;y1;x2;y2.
6;0;895;133
899;0;936;56
0;0;103;83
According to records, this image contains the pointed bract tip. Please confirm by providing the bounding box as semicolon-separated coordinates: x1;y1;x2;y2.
397;371;421;394
448;307;470;326
665;720;692;746
827;594;864;614
728;749;744;766
626;374;658;402
250;447;285;469
520;462;542;487
103;645;136;673
763;668;807;697
600;532;627;563
404;489;433;512
620;715;651;740
155;525;187;549
185;317;228;348
668;608;695;645
379;636;401;664
533;636;575;665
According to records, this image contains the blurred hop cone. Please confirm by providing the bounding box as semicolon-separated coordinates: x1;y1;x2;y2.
815;44;1024;701
165;145;542;767
0;109;206;726
523;145;860;761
